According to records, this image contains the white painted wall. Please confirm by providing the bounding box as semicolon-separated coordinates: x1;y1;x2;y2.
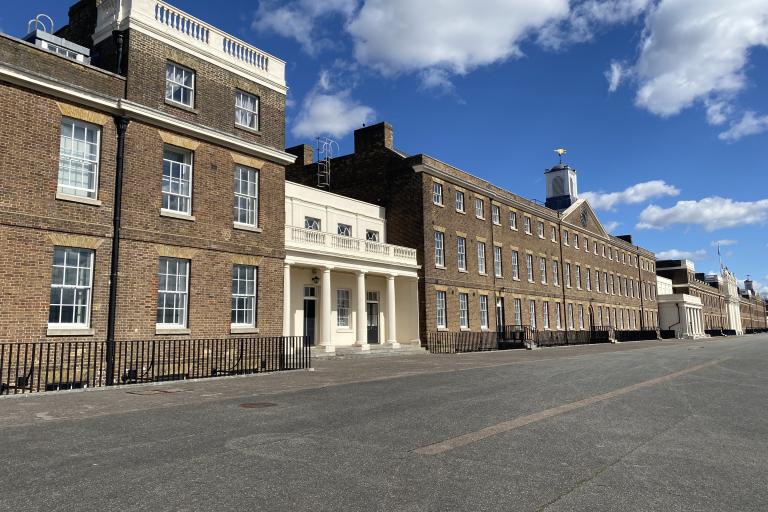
286;182;387;241
657;275;673;296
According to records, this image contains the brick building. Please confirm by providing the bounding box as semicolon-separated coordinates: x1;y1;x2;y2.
286;123;658;340
0;0;294;342
739;280;768;332
656;260;726;332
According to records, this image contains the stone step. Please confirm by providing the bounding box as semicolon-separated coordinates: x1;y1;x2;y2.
311;344;428;359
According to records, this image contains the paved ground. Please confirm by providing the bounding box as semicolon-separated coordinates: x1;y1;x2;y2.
1;336;767;511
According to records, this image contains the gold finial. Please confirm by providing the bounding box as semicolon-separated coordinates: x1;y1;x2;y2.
555;148;567;164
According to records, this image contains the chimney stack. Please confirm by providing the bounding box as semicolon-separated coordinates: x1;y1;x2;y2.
354;122;393;154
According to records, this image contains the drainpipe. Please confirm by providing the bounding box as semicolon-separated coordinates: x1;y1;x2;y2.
112;30;125;75
636;248;645;330
557;215;568;341
105;116;130;386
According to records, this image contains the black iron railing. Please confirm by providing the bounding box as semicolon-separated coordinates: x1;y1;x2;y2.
426;331;500;354
614;330;659;342
0;337;310;396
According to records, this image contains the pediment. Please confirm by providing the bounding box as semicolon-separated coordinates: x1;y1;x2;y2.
561;199;608;238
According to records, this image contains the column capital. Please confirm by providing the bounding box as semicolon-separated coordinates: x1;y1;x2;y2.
355;269;367;276
387;274;397;281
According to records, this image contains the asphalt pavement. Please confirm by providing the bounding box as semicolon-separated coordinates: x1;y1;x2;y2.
1;336;767;511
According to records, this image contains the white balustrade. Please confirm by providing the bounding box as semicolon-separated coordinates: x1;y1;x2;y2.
286;226;418;266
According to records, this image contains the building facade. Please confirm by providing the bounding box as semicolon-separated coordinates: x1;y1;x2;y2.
706;269;743;335
283;182;420;352
739;280;768;332
286;123;659;341
0;0;293;342
656;260;726;333
656;276;705;339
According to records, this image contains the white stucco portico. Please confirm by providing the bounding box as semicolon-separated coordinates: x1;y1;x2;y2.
283;183;421;352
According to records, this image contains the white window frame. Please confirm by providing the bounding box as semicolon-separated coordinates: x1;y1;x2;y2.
526;254;534;282
514;298;522;326
337;223;352;237
436;291;447;329
48;247;94;329
475;198;485;219
231;264;257;327
493;246;503;277
165;62;195;107
529;300;537;329
58;118;101;200
540;257;547;285
509;211;517;230
434;231;445;267
563;230;569;246
575;265;581;289
578;305;584;330
479;295;489;330
552;260;559;286
304;217;321;230
432;182;443;205
543;302;550;329
555;303;562;330
156;257;189;328
567;303;574;330
455;190;465;212
162;146;193;216
235;90;259;130
492;205;501;225
551;226;557;242
511;250;519;280
457;236;467;271
366;230;380;242
233;165;259;227
574;234;579;249
524;216;532;234
477;241;486;274
459;293;469;329
565;262;571;288
537;221;545;238
337;289;351;328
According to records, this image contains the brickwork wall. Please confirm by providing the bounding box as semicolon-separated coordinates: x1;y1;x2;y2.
287;123;659;340
123;31;285;151
0;34;125;98
0;29;287;342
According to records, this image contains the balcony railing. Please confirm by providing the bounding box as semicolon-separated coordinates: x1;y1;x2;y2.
97;0;285;87
286;226;418;266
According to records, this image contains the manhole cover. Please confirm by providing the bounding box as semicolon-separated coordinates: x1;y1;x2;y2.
239;402;277;409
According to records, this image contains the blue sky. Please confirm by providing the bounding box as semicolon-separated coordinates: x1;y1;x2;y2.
6;1;768;294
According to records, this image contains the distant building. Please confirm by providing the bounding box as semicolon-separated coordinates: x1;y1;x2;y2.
739;280;768;332
286;123;659;341
706;269;742;335
656;275;705;339
283;182;420;352
656;260;725;333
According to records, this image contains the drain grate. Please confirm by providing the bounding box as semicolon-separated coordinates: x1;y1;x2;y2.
239;402;277;409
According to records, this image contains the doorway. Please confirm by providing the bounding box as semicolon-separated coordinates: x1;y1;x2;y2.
303;286;317;346
495;297;505;334
366;291;380;344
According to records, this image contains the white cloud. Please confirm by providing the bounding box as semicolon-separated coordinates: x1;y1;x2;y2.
655;249;707;260
637;197;768;231
347;0;570;76
718;111;768;142
540;0;654;49
711;239;737;247
291;71;375;139
603;221;621;233
252;0;356;54
581;180;680;211
605;61;625;92
631;0;768;119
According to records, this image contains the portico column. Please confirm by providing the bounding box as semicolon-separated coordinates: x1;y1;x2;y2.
320;267;334;353
386;275;399;348
282;263;291;337
355;270;369;351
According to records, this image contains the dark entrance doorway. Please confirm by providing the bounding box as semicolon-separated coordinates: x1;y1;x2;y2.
303;286;317;346
367;291;379;344
496;297;505;334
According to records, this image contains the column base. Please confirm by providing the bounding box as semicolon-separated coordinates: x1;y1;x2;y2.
321;344;335;353
388;340;401;348
354;342;371;351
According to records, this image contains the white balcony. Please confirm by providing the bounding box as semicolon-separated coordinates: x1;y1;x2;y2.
286;226;418;267
95;0;286;91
